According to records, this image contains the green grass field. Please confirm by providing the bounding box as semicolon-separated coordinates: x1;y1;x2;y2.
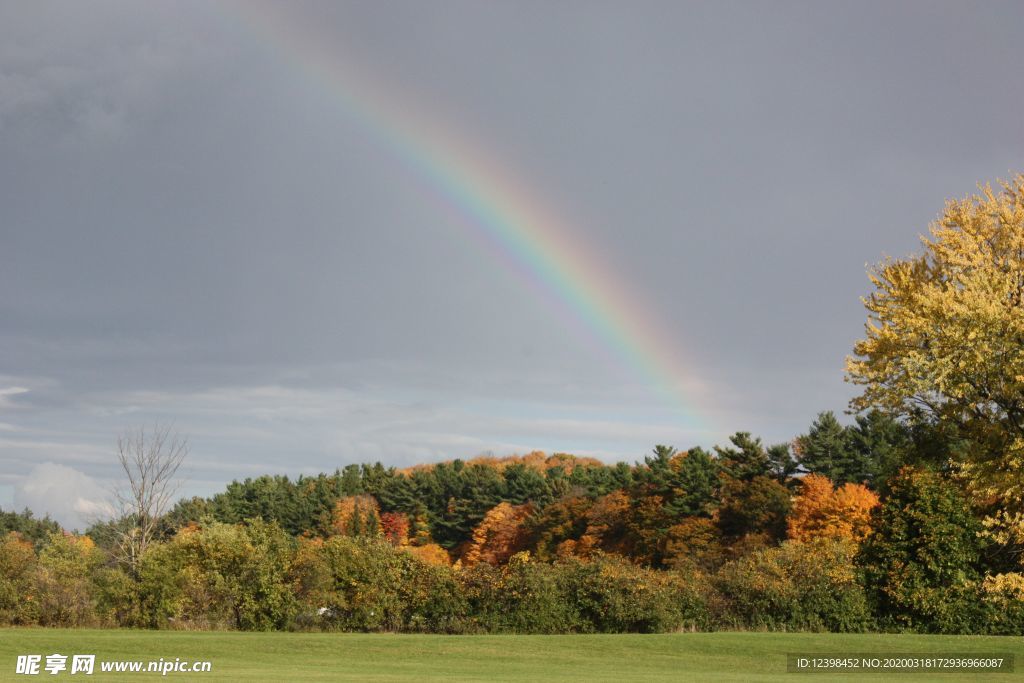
0;630;1020;682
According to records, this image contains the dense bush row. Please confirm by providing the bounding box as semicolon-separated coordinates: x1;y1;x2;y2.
2;502;1021;634
0;525;870;634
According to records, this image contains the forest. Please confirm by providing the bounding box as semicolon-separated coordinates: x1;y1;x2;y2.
2;178;1024;635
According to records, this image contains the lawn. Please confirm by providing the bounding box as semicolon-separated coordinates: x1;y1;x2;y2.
0;630;1020;682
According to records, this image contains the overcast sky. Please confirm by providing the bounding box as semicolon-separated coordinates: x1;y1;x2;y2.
2;1;1022;528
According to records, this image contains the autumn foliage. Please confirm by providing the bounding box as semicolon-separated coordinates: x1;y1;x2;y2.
787;474;879;543
380;512;411;546
847;176;1024;551
405;543;451;566
331;495;381;538
462;502;533;566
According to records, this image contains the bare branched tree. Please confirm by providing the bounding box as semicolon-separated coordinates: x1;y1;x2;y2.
113;423;188;571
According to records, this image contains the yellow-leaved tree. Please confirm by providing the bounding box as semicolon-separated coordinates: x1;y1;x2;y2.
846;175;1024;555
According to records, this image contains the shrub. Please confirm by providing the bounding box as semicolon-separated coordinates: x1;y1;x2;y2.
34;533;103;627
980;573;1024;635
92;565;141;627
458;552;579;633
291;536;467;632
560;554;710;632
858;467;985;632
0;532;39;625
714;538;872;632
399;558;467;633
137;520;297;630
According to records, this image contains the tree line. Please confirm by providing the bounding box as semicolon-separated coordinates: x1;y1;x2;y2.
1;412;1020;634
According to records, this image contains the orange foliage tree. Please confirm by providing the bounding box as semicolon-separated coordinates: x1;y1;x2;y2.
787;474;879;543
462;502;533;566
573;490;633;559
331;495;382;538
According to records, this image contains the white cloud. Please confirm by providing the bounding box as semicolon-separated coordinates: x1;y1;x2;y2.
13;462;114;530
0;386;28;407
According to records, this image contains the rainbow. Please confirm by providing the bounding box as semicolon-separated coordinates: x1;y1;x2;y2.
224;2;715;432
